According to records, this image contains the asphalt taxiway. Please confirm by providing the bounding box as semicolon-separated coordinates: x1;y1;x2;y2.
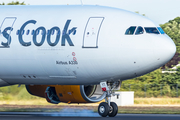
0;112;180;120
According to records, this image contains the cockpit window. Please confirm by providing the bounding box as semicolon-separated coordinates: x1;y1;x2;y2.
135;26;144;35
125;26;136;35
157;27;165;34
144;27;160;34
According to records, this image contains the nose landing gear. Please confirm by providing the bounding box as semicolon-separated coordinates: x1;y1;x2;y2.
98;81;120;117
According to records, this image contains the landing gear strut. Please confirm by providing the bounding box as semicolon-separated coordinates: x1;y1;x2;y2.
98;81;120;117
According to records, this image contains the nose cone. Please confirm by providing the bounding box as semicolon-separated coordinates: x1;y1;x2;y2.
166;37;176;58
153;35;176;66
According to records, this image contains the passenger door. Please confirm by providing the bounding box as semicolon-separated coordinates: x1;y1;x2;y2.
83;17;104;48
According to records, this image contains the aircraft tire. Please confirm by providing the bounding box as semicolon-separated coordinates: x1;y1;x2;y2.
108;102;118;117
98;102;109;117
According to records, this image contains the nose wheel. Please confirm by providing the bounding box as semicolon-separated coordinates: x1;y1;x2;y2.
98;81;120;117
98;102;118;117
108;102;118;117
98;102;109;117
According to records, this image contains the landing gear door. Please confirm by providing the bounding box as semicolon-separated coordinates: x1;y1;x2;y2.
83;17;104;48
0;17;17;48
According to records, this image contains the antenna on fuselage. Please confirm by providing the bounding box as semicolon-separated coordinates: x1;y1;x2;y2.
80;0;83;6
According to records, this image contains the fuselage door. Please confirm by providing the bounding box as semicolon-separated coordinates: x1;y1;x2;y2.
0;17;17;48
83;17;104;48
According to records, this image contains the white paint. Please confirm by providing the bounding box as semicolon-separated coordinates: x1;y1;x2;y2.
0;5;176;87
111;91;134;106
162;71;176;73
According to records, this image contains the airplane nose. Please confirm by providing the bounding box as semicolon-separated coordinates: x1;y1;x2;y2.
167;38;176;56
153;35;176;65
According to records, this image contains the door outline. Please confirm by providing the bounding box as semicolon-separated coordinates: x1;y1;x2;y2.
82;17;104;48
0;17;17;48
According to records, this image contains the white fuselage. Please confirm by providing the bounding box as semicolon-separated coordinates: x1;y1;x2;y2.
0;5;176;86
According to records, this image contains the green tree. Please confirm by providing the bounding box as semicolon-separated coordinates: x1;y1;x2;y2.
160;17;180;52
135;11;145;16
0;1;25;5
160;17;180;68
0;2;5;5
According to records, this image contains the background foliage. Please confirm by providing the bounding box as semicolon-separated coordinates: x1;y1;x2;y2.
0;1;25;5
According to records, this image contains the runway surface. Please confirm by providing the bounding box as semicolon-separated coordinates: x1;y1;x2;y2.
0;112;180;120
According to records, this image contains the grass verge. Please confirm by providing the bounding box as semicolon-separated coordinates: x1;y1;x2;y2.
134;98;180;105
1;98;180;105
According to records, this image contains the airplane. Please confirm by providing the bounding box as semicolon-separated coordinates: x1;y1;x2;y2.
0;5;176;117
